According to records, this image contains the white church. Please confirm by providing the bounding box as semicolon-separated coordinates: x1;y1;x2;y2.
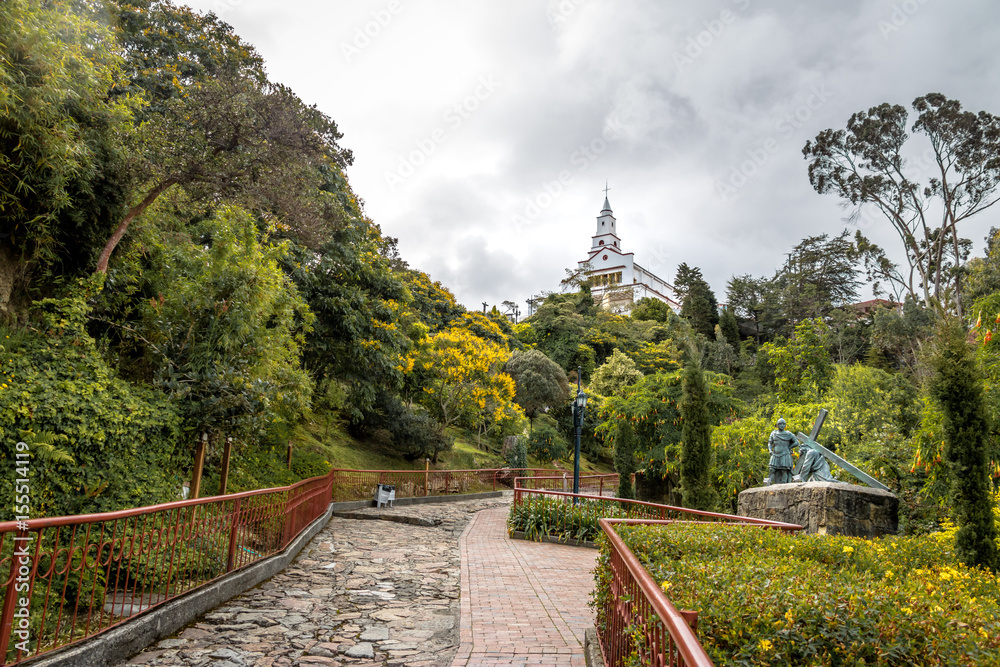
577;196;679;314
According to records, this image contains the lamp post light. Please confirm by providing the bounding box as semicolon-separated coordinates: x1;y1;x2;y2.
572;365;587;501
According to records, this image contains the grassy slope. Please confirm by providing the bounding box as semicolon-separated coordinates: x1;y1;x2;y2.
292;415;612;474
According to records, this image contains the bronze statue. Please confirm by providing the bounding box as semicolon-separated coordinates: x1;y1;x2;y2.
767;418;797;484
793;439;841;483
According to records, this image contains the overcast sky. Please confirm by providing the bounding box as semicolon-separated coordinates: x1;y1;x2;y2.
183;0;1000;312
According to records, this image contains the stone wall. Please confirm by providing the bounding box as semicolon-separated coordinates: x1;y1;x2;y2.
737;482;899;537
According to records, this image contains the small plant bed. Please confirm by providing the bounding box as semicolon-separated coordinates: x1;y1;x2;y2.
507;494;637;543
594;523;1000;666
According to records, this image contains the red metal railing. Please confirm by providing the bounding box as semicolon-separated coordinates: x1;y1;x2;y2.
511;487;803;529
0;466;549;664
599;518;713;667
514;474;620;496
511;488;802;666
329;467;559;501
0;470;336;665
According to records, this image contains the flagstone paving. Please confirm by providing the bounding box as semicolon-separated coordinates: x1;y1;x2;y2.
123;494;596;667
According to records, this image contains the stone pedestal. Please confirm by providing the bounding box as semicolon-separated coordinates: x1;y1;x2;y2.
737;482;898;537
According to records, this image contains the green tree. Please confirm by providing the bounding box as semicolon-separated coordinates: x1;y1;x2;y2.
869;298;935;373
679;359;717;510
526;416;568;462
705;326;738;376
631;297;672;323
929;319;998;570
598;370;743;504
772;232;861;325
804;94;1000;317
676;265;719;339
519;293;588;371
97;0;352;274
965;227;1000;307
136;206;314;439
399;269;465;332
611;419;637;499
719;308;740;347
726;274;772;343
590;349;643;397
760;318;833;403
504;350;569;428
0;0;136;310
285;220;410;419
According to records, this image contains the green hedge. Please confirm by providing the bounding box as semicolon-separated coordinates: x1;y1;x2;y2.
595;523;1000;666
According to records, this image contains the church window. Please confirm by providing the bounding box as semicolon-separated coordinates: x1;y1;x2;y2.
599;240;604;245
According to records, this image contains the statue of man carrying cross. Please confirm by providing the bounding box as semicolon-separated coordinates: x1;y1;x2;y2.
762;409;891;492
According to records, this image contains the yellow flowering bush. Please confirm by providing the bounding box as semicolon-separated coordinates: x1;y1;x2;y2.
593;523;1000;666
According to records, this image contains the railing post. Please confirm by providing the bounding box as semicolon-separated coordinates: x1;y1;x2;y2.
219;436;233;495
0;527;29;659
226;497;242;572
190;432;207;499
424;459;429;497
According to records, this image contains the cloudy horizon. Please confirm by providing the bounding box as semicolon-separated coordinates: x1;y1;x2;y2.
181;0;1000;313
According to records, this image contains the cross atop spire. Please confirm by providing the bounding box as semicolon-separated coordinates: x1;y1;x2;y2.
603;180;611;197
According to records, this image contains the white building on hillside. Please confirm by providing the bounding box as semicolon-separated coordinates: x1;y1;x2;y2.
577;197;679;314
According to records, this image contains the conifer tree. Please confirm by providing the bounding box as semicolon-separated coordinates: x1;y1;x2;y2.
720;308;741;347
679;358;718;510
613;421;637;499
930;319;998;571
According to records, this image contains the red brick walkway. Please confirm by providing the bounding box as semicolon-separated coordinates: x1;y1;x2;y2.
450;507;597;666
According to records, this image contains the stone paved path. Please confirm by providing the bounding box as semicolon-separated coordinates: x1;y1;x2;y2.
123;494;595;667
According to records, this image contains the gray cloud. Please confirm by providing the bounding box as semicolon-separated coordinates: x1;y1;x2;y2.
189;0;1000;308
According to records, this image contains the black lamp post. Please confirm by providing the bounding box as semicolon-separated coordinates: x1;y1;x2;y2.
572;365;587;500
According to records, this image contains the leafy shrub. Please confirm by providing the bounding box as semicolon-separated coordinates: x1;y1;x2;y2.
394;408;454;462
594;523;1000;666
0;289;183;519
352;390;453;461
527;418;568;462
503;436;528;470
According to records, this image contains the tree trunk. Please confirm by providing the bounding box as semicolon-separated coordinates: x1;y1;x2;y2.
95;178;177;274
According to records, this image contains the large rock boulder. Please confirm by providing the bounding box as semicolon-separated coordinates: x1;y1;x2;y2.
737;482;898;537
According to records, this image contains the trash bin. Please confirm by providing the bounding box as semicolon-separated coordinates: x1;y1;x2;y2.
375;483;396;508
